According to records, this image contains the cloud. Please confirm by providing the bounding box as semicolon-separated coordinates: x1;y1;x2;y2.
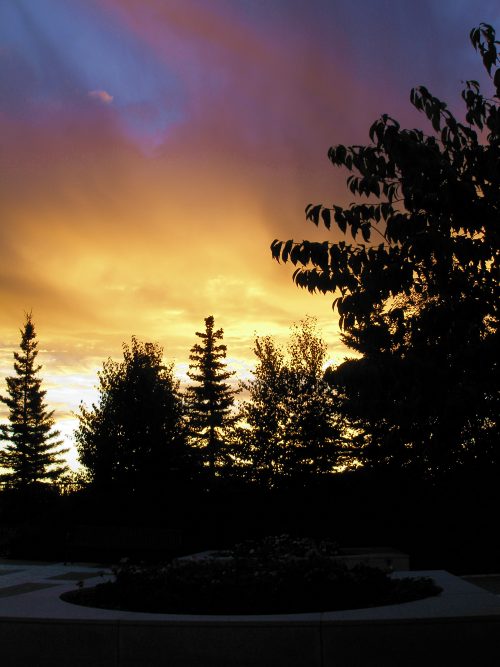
1;0;499;458
88;89;114;104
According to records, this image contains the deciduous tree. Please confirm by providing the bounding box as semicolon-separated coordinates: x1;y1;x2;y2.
272;25;499;476
237;319;343;487
236;336;288;486
75;337;190;495
284;318;344;479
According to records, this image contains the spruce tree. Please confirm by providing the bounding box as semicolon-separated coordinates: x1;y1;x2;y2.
0;314;68;487
186;316;238;477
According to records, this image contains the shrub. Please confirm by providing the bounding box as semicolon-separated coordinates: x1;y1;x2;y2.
62;536;441;614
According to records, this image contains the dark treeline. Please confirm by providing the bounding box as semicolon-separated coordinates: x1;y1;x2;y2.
0;312;347;494
0;24;499;572
0;307;498;572
73;314;345;494
0;313;353;563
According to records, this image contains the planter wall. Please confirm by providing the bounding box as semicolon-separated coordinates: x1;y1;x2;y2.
0;571;499;666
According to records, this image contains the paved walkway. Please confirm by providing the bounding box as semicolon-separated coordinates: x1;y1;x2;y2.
1;558;500;621
0;566;498;667
462;574;500;594
0;559;119;619
1;563;500;667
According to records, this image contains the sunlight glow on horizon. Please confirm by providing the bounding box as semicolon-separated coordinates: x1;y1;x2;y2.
1;0;499;466
1;308;351;469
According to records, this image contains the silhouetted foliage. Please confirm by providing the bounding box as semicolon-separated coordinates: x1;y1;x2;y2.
285;318;345;477
75;337;191;496
235;335;288;487
186;316;238;478
273;25;500;478
64;538;441;614
0;313;68;488
237;318;344;487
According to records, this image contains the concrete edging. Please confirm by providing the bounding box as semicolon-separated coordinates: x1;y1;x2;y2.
1;570;500;666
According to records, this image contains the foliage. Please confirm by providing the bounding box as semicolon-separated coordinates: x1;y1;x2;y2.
272;24;500;476
235;335;288;486
0;313;68;487
284;318;345;476
186;316;238;477
62;535;441;614
75;337;191;496
236;318;344;486
231;533;340;559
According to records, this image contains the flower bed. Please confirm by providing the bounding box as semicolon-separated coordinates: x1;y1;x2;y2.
61;536;441;615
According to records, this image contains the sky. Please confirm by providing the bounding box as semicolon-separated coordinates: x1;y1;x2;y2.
1;0;499;468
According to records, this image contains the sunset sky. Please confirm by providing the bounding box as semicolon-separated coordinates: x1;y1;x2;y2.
1;0;499;467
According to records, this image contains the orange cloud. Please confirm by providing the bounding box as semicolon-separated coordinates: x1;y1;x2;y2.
89;89;114;104
1;0;483;464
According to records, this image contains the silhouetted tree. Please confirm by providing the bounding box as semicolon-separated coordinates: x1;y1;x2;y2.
0;313;68;487
237;318;343;487
236;336;288;487
272;24;499;477
186;316;238;478
284;318;344;479
75;337;190;496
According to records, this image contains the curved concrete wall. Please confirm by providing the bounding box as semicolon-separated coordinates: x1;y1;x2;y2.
1;571;500;666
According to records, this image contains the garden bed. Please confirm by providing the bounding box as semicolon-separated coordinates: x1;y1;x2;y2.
61;536;441;614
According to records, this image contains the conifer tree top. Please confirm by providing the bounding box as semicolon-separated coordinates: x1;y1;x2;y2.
1;313;68;488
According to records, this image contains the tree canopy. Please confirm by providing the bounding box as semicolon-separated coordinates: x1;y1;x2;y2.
75;337;191;496
272;24;499;477
237;318;343;487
